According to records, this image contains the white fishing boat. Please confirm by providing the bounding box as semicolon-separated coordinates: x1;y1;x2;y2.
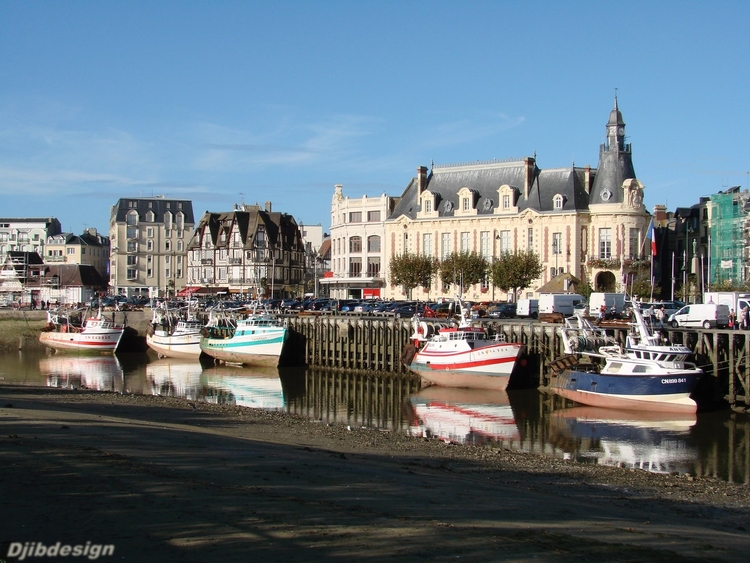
548;305;703;413
403;297;524;391
39;306;124;353
199;307;287;367
146;304;204;359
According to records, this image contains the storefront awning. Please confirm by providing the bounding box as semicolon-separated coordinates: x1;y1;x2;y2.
176;286;200;297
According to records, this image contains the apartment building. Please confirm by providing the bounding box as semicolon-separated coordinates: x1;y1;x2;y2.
44;228;111;282
186;203;305;299
0;217;62;265
323;185;399;299
109;197;195;298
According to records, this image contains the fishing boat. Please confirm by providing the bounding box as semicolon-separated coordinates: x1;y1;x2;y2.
39;306;124;353
146;304;204;359
403;297;524;391
547;305;702;413
199;307;287;367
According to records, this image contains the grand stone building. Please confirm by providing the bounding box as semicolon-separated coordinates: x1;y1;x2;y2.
382;97;652;301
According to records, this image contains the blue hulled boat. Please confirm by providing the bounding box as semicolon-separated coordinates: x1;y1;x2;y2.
548;305;702;413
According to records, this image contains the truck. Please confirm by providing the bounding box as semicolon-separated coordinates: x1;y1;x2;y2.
668;303;730;329
516;298;539;318
538;293;585;317
703;292;750;317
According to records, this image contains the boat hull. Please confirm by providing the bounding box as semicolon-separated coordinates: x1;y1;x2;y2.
408;342;523;391
39;329;123;353
146;332;203;359
549;369;700;413
200;328;286;367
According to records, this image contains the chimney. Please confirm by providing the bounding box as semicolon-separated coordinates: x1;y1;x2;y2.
584;165;591;194
524;157;535;199
417;166;428;195
653;204;667;226
265;201;272;213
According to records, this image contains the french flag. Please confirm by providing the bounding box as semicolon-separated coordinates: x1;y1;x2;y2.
648;219;657;256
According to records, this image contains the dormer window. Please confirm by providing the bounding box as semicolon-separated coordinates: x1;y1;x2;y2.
419;190;440;218
495;185;518;215
456;187;478;216
553;194;564;210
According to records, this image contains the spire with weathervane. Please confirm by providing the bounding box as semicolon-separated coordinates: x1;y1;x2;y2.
590;94;637;205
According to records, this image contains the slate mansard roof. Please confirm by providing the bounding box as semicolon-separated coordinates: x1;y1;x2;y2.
111;198;195;225
389;158;595;220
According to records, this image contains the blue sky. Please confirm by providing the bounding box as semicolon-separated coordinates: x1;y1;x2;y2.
1;1;748;236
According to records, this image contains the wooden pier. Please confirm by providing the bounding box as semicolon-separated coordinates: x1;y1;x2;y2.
282;314;750;411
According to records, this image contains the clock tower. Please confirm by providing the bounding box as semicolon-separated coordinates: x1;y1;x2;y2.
590;95;637;205
606;96;626;152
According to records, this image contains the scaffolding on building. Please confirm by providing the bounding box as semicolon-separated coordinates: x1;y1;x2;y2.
709;187;749;286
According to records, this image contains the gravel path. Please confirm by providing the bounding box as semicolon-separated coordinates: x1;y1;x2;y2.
2;386;749;562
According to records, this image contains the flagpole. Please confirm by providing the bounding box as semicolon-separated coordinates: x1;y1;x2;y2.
671;251;675;301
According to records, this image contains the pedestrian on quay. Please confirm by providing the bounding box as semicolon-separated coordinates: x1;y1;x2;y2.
654;305;665;328
729;308;737;330
741;306;750;330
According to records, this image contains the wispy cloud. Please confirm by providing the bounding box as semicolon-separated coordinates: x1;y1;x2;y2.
420;113;525;149
191;113;381;171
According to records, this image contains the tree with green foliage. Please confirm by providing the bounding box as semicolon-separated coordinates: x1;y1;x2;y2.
490;250;543;301
629;271;661;301
388;252;436;298
438;252;488;294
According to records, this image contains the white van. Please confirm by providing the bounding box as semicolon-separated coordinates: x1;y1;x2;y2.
668;303;730;329
538;293;586;316
516;298;539;318
589;292;627;316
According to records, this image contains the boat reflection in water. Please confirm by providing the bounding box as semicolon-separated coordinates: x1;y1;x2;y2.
40;354;124;391
202;365;286;410
550;406;698;474
145;358;206;399
408;386;520;445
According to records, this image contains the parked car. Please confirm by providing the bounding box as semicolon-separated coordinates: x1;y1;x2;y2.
487;303;517;318
354;300;380;313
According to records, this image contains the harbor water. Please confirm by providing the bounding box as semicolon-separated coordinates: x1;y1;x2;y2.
1;349;749;484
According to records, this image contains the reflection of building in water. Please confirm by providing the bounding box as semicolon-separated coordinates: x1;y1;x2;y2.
409;387;520;446
550;406;697;474
41;355;124;391
145;359;205;400
203;365;285;410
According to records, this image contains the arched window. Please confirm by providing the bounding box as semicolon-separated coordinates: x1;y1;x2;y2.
349;236;362;253
367;235;380;253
